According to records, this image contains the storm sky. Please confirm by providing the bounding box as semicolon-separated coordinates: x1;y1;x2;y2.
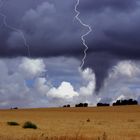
0;0;140;108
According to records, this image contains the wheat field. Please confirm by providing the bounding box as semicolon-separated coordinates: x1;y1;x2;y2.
0;105;140;140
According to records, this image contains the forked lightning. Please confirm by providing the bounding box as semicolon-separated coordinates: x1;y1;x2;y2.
0;0;31;57
74;0;92;69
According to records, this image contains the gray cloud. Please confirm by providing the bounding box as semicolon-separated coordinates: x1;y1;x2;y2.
79;0;139;12
0;0;140;92
99;60;140;104
0;57;97;108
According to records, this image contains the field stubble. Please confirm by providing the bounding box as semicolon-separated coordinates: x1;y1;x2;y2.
0;105;140;140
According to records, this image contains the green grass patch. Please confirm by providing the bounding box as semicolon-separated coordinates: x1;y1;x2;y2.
7;121;19;126
22;121;37;129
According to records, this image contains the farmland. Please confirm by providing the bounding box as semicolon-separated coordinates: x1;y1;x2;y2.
0;105;140;140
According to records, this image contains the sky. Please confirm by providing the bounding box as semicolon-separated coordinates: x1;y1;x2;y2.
0;0;140;108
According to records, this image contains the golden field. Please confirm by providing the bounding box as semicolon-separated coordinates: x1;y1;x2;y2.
0;105;140;140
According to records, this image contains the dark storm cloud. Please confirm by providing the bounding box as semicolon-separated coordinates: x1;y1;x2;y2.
0;0;140;91
79;0;139;12
0;0;81;57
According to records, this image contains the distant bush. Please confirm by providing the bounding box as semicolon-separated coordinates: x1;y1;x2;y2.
97;103;110;107
87;118;90;122
63;104;70;108
67;104;70;107
83;103;88;107
128;119;135;122
10;107;18;110
22;121;37;129
113;99;138;106
75;103;88;107
7;121;19;126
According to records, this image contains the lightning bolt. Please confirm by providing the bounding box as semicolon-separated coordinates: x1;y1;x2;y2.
0;0;31;57
74;0;92;69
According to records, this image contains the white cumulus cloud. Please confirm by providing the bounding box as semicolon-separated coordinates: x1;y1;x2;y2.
79;68;96;96
47;81;78;100
99;60;140;104
19;57;46;79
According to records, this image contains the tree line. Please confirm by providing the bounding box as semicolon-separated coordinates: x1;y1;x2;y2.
63;99;138;108
97;99;138;107
63;103;88;108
